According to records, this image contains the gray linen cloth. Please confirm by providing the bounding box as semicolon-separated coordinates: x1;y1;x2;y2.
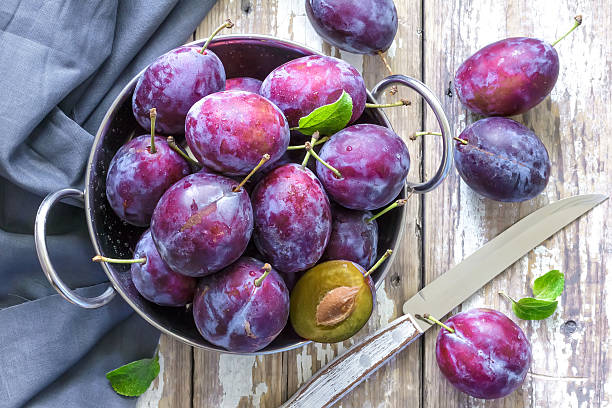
0;0;216;406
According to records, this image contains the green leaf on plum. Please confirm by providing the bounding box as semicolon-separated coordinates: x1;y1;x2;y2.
296;91;353;136
106;353;160;397
501;269;565;320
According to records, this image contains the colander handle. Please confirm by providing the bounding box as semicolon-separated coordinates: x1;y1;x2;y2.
371;75;453;193
34;188;116;309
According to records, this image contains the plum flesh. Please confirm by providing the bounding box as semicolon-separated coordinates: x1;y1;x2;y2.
192;257;289;352
131;230;196;307
454;117;550;202
151;171;253;277
305;0;398;54
132;46;225;134
454;38;559;116
435;308;531;399
105;135;191;227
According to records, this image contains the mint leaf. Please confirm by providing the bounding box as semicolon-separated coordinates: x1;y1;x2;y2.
532;269;564;301
511;297;558;320
296;91;353;136
106;354;160;397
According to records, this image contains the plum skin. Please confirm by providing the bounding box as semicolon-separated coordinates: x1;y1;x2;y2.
435;308;531;399
225;77;262;93
185;91;290;176
192;257;289;352
132;46;225;135
131;230;196;307
260;55;367;127
252;163;332;274
455;37;559;116
305;0;398;54
317;124;410;210
151;171;253;277
322;206;378;269
105;135;191;227
454;117;551;202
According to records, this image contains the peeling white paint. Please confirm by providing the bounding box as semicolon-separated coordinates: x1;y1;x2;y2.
218;354;258;407
296;345;313;387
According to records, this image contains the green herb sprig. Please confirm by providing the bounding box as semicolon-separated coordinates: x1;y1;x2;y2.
500;270;565;320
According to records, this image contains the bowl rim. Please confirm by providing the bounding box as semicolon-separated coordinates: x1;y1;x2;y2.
84;34;408;355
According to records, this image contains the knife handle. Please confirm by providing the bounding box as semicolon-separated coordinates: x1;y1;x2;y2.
281;313;423;408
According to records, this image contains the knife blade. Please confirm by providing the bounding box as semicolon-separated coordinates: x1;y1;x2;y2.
281;194;607;408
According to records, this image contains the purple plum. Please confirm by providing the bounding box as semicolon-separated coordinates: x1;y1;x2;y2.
151;171;253;277
252;163;332;273
305;0;398;54
225;77;263;93
105;135;190;227
454;38;559;116
316;124;410;210
454;117;551;202
132;46;225;134
435;308;532;399
193;257;290;352
185;91;290;176
322;206;378;269
260;55;367;127
131;230;196;307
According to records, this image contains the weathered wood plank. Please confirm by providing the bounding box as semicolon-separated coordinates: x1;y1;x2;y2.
422;1;611;407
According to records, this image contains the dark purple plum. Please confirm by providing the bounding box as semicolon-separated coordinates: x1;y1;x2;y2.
322;206;378;269
454;38;559;116
435;308;531;399
132;46;225;135
260;55;367;127
316;124;410;210
252;163;332;273
225;77;263;93
454;117;550;202
151;171;253;277
106;135;190;227
193;257;289;352
185;91;290;176
131;230;196;306
305;0;398;54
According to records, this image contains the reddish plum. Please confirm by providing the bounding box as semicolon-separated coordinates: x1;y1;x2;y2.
151;171;253;277
454;117;550;202
106;135;190;227
316;124;410;210
185;91;290;176
305;0;398;54
192;257;289;352
252;163;332;273
260;55;366;127
322;206;378;269
454;38;559;116
435;308;531;399
132;46;225;134
225;77;263;93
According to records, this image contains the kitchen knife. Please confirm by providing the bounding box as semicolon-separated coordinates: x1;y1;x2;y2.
281;194;607;408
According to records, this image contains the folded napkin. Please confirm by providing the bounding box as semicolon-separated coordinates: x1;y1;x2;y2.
0;1;216;406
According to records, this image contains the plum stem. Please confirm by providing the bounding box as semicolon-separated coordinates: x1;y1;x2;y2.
92;255;146;264
167;137;201;167
367;198;408;223
423;313;454;333
364;249;392;278
233;154;270;192
301;131;320;167
149;108;157;154
306;142;342;178
286;136;330;150
376;51;398;95
254;263;272;287
200;19;234;54
410;131;468;145
551;15;582;47
365;99;411;109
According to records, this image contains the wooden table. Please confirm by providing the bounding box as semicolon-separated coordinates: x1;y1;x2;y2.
138;0;611;406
